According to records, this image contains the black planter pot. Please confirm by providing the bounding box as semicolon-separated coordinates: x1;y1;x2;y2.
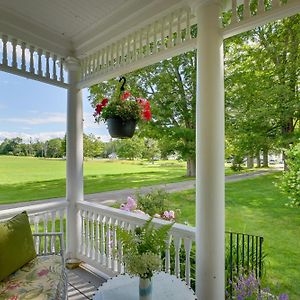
106;117;137;138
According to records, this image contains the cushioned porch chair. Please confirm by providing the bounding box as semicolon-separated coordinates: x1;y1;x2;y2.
0;212;67;300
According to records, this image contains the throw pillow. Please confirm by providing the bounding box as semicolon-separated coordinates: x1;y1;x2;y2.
0;211;37;281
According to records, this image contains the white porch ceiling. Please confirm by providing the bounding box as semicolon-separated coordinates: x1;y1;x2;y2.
0;0;183;58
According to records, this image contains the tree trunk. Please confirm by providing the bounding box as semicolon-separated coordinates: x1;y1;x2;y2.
283;151;288;171
246;156;254;169
186;158;196;177
263;148;268;168
256;151;261;168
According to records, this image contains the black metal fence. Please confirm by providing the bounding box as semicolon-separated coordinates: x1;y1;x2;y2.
225;231;264;299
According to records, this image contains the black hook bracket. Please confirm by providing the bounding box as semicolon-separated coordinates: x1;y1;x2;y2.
119;76;126;91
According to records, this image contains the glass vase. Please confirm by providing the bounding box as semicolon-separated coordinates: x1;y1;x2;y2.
139;276;152;300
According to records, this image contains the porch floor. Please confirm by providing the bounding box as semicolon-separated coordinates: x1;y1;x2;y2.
67;267;107;299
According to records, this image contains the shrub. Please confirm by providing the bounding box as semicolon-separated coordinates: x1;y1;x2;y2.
135;189;168;216
278;142;300;207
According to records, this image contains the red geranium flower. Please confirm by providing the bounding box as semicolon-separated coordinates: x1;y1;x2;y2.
121;91;131;100
101;98;109;106
143;110;152;121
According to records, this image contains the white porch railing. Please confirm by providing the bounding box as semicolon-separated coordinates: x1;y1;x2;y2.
0;200;67;235
77;201;196;286
0;34;68;88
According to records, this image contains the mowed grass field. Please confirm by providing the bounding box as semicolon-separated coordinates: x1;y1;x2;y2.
0;155;190;204
1;156;297;298
166;174;300;299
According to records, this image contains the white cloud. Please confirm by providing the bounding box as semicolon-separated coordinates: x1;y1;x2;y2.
83;112;105;129
0;112;66;125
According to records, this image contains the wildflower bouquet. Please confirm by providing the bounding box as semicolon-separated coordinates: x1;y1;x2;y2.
117;218;172;279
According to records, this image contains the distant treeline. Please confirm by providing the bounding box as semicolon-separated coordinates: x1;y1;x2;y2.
0;135;168;161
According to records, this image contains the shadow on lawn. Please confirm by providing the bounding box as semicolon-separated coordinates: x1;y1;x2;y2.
0;170;189;204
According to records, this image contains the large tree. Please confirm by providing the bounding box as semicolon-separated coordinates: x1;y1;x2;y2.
225;15;300;169
89;51;196;176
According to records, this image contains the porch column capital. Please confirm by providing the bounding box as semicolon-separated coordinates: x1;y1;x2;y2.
65;56;80;72
188;0;223;14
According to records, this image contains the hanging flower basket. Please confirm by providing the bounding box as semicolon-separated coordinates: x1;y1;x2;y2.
107;117;137;138
93;77;151;139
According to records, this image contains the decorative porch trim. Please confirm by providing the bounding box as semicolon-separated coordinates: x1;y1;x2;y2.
77;0;299;89
223;0;300;39
77;6;196;89
0;34;68;88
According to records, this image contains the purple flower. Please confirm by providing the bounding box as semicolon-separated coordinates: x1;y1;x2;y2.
279;294;289;300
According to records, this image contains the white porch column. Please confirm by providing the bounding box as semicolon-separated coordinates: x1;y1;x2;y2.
65;57;83;260
194;1;225;299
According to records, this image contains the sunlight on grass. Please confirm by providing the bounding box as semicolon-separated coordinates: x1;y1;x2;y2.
165;174;300;299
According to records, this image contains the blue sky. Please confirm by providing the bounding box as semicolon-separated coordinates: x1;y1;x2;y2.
0;71;111;143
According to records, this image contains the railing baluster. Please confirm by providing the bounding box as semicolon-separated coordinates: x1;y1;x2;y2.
272;0;280;9
111;218;118;271
50;211;56;252
242;234;245;270
53;54;57;80
139;30;143;58
186;8;191;40
29;45;35;73
80;210;86;255
37;49;43;76
106;217;111;268
247;234;250;272
259;237;263;278
117;220;125;273
146;27;150;56
43;213;48;254
60;58;64;82
258;0;265;14
174;236;182;278
255;236;258;278
91;212;95;260
184;238;192;285
231;0;238;24
100;215;106;264
45;52;50;79
176;10;182;45
2;35;8;66
95;214;100;263
21;42;26;71
34;215;40;252
132;34;137;62
244;0;251;18
168;13;173;48
126;36;131;64
12;38;17;68
153;22;157;54
160;17;165;51
236;233;239;275
251;235;254;271
165;235;172;273
86;211;91;258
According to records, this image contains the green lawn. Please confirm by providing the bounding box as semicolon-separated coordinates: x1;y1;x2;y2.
0;155;249;204
1;156;298;298
165;173;300;299
0;156;189;204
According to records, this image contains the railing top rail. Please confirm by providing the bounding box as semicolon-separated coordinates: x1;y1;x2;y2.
77;201;196;240
0;199;68;220
225;231;264;239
